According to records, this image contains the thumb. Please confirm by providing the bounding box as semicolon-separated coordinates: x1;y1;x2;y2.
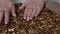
19;4;25;9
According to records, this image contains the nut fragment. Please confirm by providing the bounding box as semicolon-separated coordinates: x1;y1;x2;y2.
8;28;14;32
0;3;60;34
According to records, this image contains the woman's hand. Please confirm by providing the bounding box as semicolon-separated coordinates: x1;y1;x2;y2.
0;0;16;24
19;0;44;21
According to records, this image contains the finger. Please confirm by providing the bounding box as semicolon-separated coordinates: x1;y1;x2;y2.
4;9;10;24
12;6;16;17
30;8;36;19
35;7;41;17
24;6;29;20
26;7;32;21
0;10;3;23
19;4;25;10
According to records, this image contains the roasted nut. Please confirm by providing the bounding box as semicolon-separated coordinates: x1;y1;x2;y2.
0;3;60;34
8;28;14;32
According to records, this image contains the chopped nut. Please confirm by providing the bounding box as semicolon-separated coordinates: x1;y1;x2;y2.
8;28;14;31
0;3;60;34
13;32;15;34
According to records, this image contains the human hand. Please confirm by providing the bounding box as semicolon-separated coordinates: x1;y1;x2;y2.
19;0;44;21
0;0;16;24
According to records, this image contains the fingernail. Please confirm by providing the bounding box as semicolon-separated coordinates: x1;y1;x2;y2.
30;18;32;20
5;21;8;24
19;7;22;10
27;18;29;21
35;15;37;17
24;17;26;19
13;14;16;17
19;7;21;9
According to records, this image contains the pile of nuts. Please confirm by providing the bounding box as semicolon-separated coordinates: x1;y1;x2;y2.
0;4;60;34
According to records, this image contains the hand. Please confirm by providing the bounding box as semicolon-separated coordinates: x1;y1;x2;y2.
19;0;44;21
0;0;16;24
